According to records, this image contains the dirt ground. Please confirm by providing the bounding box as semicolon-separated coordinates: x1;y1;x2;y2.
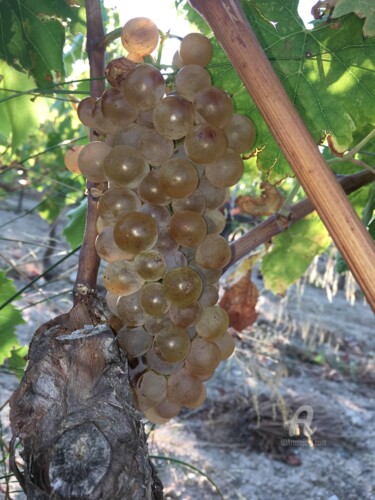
0;192;374;500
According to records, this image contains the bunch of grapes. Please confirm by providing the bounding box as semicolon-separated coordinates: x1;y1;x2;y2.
66;18;256;423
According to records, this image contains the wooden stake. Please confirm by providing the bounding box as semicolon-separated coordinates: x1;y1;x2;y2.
190;0;375;310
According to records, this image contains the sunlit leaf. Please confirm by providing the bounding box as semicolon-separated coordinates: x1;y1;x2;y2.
0;62;49;150
7;346;28;380
0;0;83;87
333;0;375;37
0;271;24;365
63;197;87;248
261;215;331;294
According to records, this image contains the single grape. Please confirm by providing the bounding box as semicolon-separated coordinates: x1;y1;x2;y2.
158;158;198;199
195;234;231;270
172;50;184;68
185;337;220;379
146;346;184;376
169;302;202;328
103;145;149;189
154;398;181;419
114;211;158;254
194;87;233;128
121;17;159;56
64;145;84;174
98;186;141;225
169;210;207;247
179;33;213;67
224;114;257;153
189;261;222;285
195;305;229;340
92;98;118;135
171;190;206;214
167;368;204;407
163;251;188;272
116;291;146;327
184;124;228;164
203;209;227;234
154;326;191;362
198;175;227;210
95;226;133;262
111;124;146;149
78;142;112;182
144;314;173;335
140;203;171;227
102;261;145;295
139;128;174;166
153;227;180;255
134;250;166;281
212;331;236;360
135;370;168;410
198;285;219;307
163;267;203;307
106;291;119;316
204;149;244;188
117;325;153;357
137;108;154;128
101;87;138;127
175;64;211;101
153;95;195;140
143;408;170;425
121;64;165;110
77;96;97;129
183;383;206;408
140;282;171;316
138;170;171;205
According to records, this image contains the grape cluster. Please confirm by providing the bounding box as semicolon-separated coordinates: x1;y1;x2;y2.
69;18;256;424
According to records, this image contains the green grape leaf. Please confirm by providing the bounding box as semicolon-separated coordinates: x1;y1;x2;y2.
0;0;82;87
261;216;331;294
0;271;25;365
362;183;375;225
63;198;87;249
6;346;28;380
179;1;375;183
0;62;49;150
333;0;375;37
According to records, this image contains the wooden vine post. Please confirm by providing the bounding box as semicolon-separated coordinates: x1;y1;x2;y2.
190;0;375;311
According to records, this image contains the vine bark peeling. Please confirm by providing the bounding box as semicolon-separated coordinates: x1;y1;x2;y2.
190;0;375;311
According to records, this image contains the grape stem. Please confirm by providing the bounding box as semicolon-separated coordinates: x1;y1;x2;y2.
190;0;375;311
73;0;106;303
226;170;375;270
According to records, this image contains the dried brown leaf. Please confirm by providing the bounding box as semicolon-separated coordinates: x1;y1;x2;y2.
220;271;259;331
236;182;284;217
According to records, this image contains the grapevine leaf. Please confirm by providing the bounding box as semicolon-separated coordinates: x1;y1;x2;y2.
261;216;331;294
332;0;375;37
362;183;375;225
0;62;49;150
63;198;87;249
0;271;25;365
6;346;28;380
0;0;82;87
180;0;375;182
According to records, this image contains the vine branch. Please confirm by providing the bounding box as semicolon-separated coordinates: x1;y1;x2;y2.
226;170;375;269
73;0;106;302
190;0;375;311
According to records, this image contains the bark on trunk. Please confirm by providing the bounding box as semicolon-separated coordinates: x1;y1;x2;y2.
9;297;163;499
